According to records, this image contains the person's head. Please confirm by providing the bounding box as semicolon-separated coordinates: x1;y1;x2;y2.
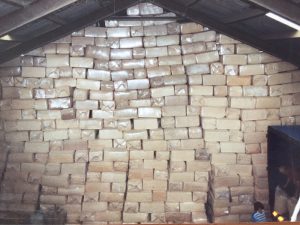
254;201;264;212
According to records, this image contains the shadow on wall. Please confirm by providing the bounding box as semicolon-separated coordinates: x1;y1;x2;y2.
0;207;66;225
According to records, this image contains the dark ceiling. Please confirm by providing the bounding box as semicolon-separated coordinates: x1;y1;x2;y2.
0;0;300;66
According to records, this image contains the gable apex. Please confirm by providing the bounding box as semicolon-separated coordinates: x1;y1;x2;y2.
0;0;299;67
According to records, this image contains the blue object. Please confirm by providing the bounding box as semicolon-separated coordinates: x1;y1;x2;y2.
251;211;267;222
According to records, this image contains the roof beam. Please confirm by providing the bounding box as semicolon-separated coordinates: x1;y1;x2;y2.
0;0;139;64
246;0;300;25
1;0;36;7
0;0;78;36
155;0;300;66
223;8;266;24
260;31;300;40
185;0;200;8
108;16;180;21
2;0;69;26
45;14;68;25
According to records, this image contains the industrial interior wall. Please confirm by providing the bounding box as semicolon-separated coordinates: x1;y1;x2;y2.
0;3;300;224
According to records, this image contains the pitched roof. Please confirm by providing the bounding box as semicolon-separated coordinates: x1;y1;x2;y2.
0;0;300;66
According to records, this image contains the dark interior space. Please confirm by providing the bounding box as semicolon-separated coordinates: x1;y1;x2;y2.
268;126;300;220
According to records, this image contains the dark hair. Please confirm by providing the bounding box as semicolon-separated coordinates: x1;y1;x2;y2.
254;201;264;211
